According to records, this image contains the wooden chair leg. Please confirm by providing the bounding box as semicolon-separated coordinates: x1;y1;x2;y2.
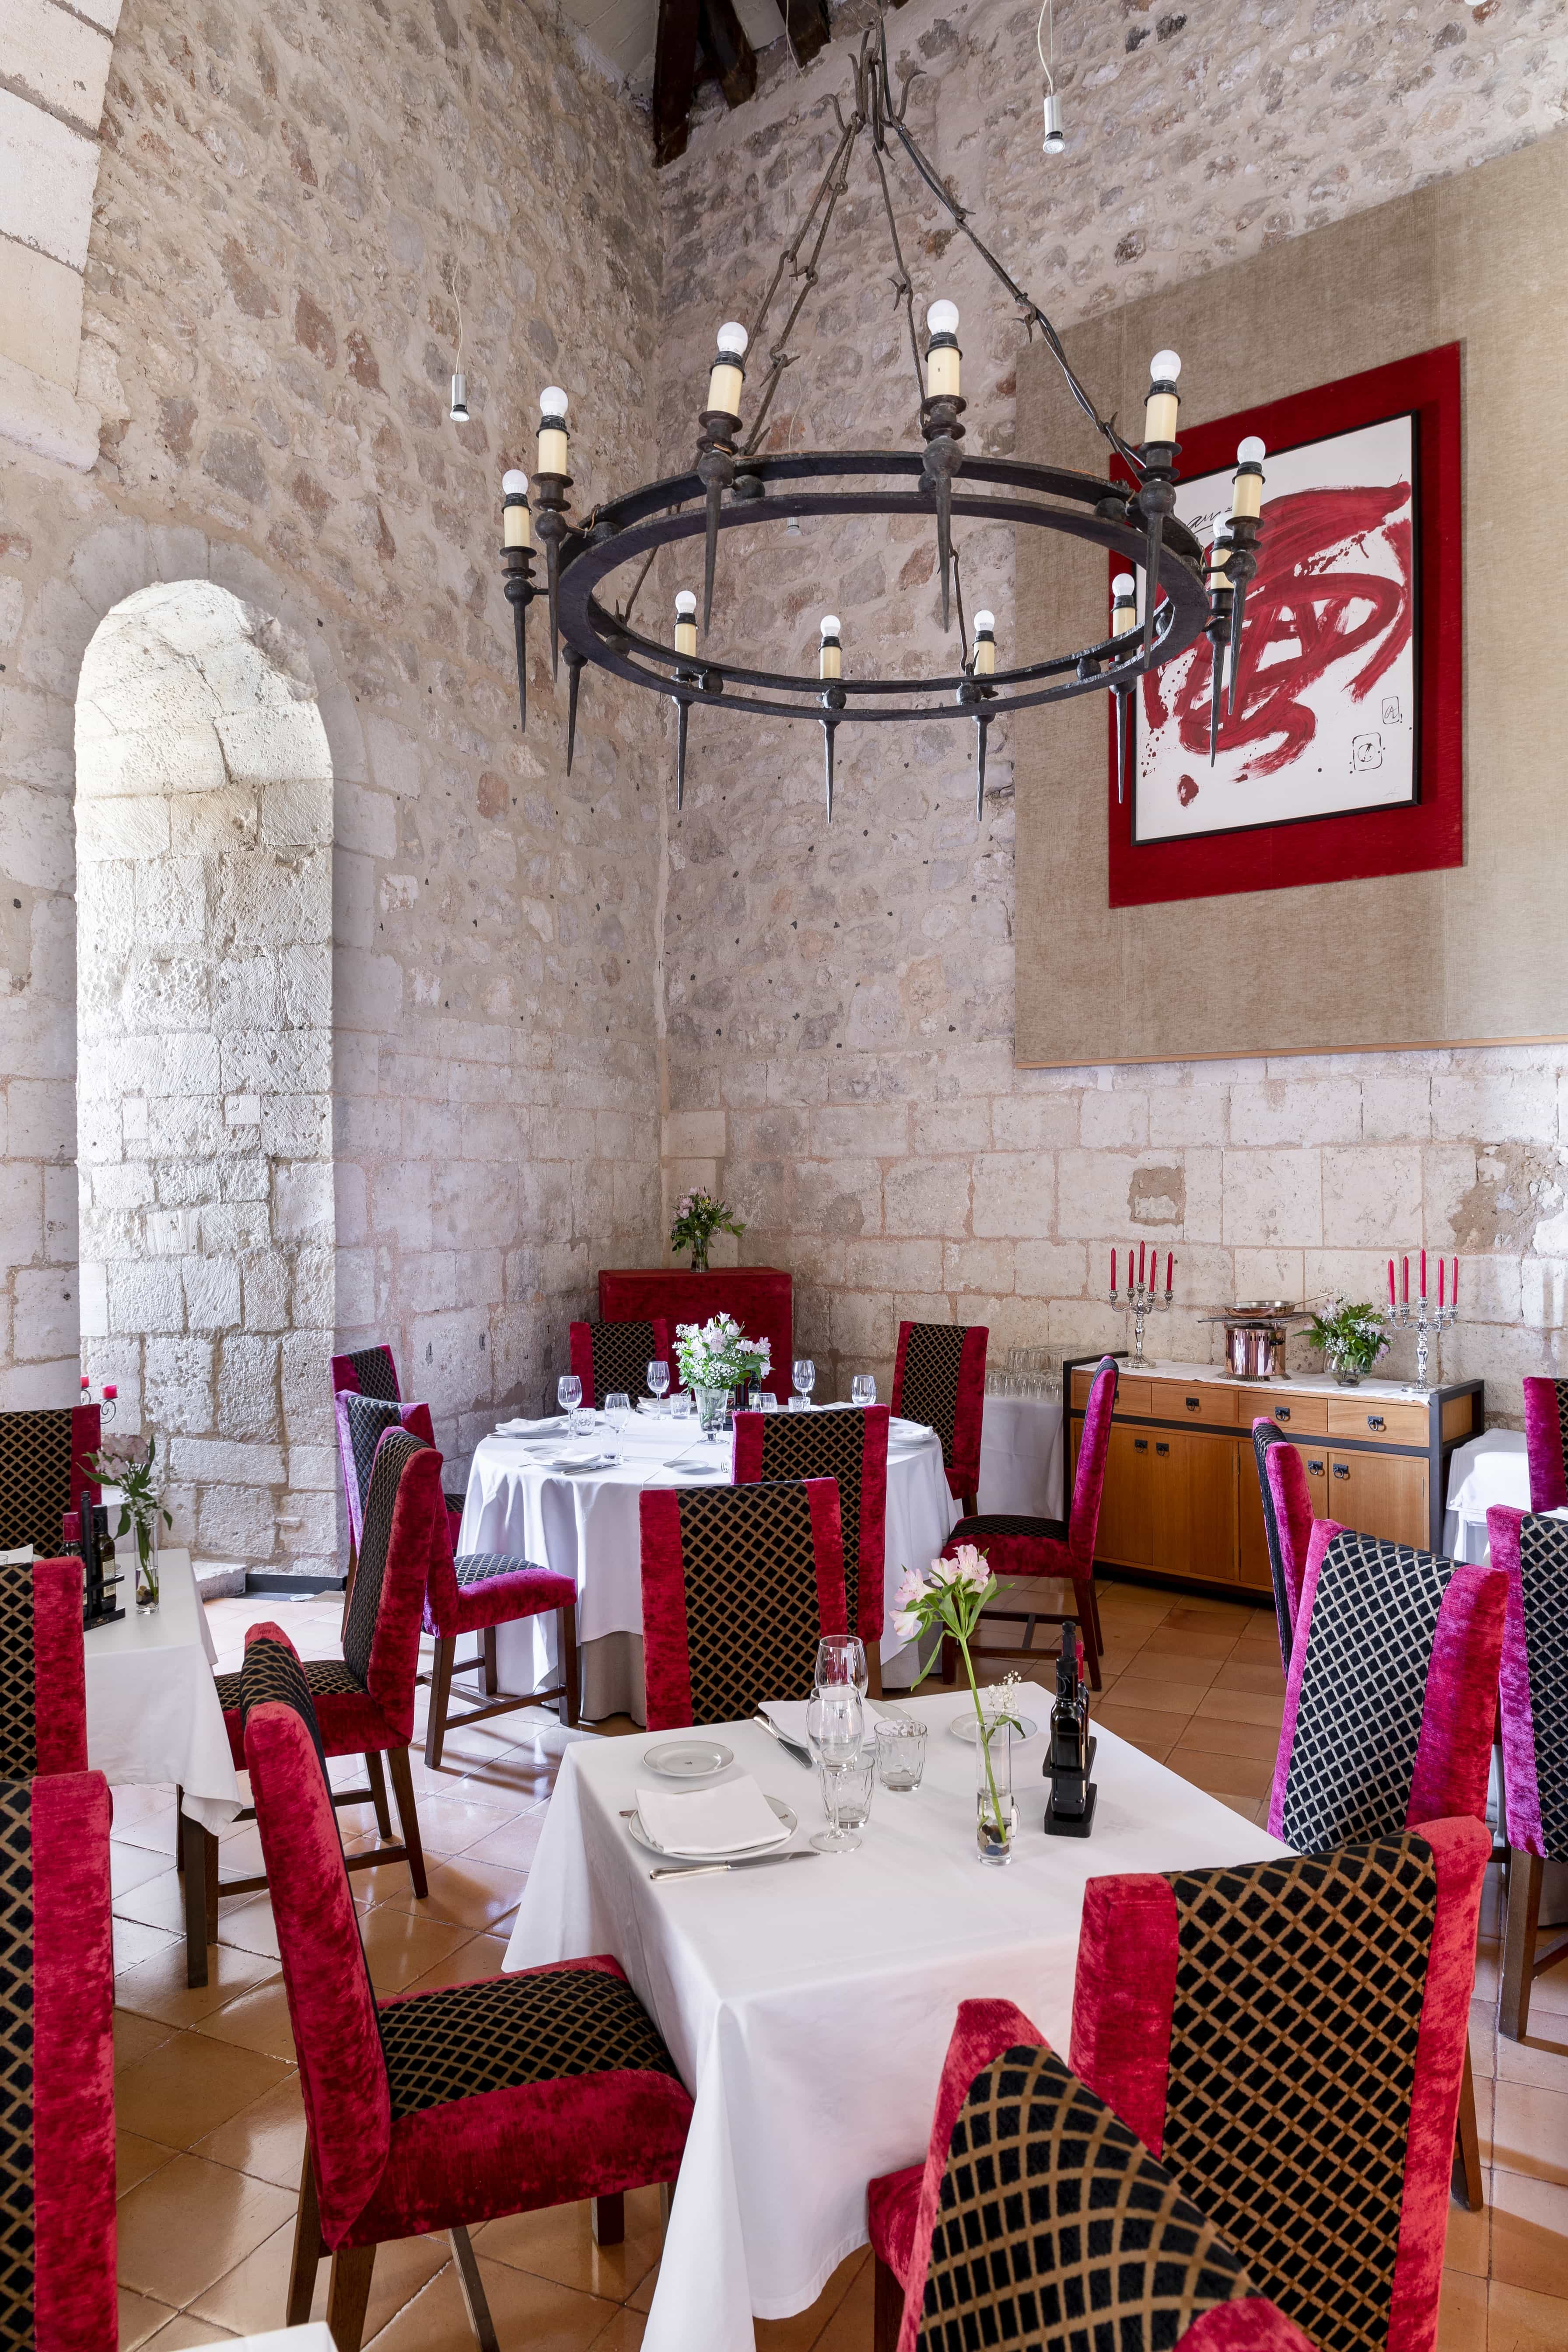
325;2243;376;2352
1452;2042;1485;2212
364;1749;393;1838
592;2192;625;2246
482;1625;499;1696
424;1634;456;1768
1075;1586;1102;1690
1501;1846;1543;2043
560;1603;580;1728
940;1633;959;1686
874;2251;904;2352
386;1746;428;1900
449;2223;500;2352
179;1809;211;1989
867;1645;884;1701
203;1819;219;1943
288;2146;323;2325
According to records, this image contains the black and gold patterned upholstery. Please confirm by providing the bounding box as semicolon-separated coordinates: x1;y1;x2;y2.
0;1577;36;1782
345;1345;400;1401
895;1325;969;1466
0;1409;76;1557
236;1634;334;1794
1161;1835;1436;2352
342;1395;404;1526
674;1480;829;1725
0;1784;34;2339
917;2042;1253;2352
215;1656;361;1713
379;1964;682;2121
1517;1513;1568;1858
748;1411;873;1633
1251;1421;1294;1668
343;1427;427;1688
1280;1530;1450;1851
587;1321;662;1407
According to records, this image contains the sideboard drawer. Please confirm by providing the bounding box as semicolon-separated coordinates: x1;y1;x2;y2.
1157;1380;1238;1426
1076;1372;1152;1416
1325;1397;1428;1446
1239;1389;1329;1437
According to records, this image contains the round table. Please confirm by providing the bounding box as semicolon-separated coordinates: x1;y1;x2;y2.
458;1407;959;1722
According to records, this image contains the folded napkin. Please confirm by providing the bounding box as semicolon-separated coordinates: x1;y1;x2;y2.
542;1453;619;1474
634;1774;790;1857
496;1418;560;1438
760;1699;815;1749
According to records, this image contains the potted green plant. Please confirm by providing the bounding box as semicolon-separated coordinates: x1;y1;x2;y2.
669;1188;746;1274
673;1314;771;1431
84;1432;173;1612
1307;1297;1390;1387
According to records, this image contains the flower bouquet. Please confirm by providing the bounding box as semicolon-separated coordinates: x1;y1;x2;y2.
669;1189;746;1274
1307;1297;1390;1386
674;1314;771;1432
893;1545;1022;1863
84;1430;173;1613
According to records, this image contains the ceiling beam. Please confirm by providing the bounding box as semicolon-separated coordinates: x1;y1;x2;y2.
653;0;701;167
697;0;757;109
782;0;830;71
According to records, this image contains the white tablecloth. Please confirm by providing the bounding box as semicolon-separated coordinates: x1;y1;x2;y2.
1442;1430;1531;1563
978;1393;1064;1519
461;1410;959;1723
84;1547;242;1832
503;1684;1285;2351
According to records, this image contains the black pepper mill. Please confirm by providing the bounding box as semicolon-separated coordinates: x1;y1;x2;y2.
1043;1617;1097;1837
81;1491;124;1629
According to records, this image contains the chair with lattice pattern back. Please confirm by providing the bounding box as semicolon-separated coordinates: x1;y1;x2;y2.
0;1403;101;1560
240;1623;693;2352
867;1996;1315;2352
1485;1505;1568;2040
1266;1519;1505;2212
1063;1819;1491;2352
331;1345;464;1550
568;1317;673;1410
0;1559;88;1779
1250;1420;1316;1670
732;1404;889;1676
639;1478;847;1730
890;1322;987;1515
1522;1376;1568;1512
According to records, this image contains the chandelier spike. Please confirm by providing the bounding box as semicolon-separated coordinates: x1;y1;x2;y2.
973;715;988;822
564;649;584;774
1114;690;1128;805
1209;638;1223;766
1225;438;1267;716
499;471;535;733
822;719;836;823
675;696;689;814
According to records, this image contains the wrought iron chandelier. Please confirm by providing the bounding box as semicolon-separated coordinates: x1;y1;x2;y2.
494;24;1268;822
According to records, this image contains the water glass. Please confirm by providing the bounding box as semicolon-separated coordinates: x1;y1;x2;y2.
875;1717;927;1792
792;1358;816;1408
669;1387;693;1420
556;1373;582;1417
805;1687;864;1852
760;1390;780;1412
816;1634;868;1696
647;1359;670;1411
746;1385;766;1412
850;1373;876;1407
825;1752;875;1831
604;1391;631;1460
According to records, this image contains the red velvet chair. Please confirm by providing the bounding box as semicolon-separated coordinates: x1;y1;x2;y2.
0;1769;117;2351
1484;1505;1568;2040
1521;1376;1568;1511
732;1404;889;1680
0;1402;101;1555
331;1345;464;1548
1249;1420;1315;1669
890;1321;987;1515
333;1391;578;1766
937;1355;1117;1688
868;1998;1315;2352
0;1558;88;1776
639;1479;847;1729
238;1625;693;2352
568;1316;673;1408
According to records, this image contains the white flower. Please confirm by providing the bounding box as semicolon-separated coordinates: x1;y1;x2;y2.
892;1610;923;1643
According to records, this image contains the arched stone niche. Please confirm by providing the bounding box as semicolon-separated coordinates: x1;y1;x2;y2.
75;580;336;1575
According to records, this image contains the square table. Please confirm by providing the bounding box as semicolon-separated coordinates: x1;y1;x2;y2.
503;1683;1286;2352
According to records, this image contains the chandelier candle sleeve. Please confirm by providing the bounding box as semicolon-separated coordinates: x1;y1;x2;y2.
925;301;961;399
1112;574;1138;636
707;322;747;420
1231;435;1266;520
537;388;569;477
501;471;532;549
1143;350;1181;446
819;617;842;680
971;611;996;676
674;591;698;662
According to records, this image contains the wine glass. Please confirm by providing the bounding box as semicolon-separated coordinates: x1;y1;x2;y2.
850;1373;876;1407
806;1686;865;1853
647;1359;670;1413
816;1633;868;1698
556;1373;582;1435
604;1391;631;1461
792;1358;816;1410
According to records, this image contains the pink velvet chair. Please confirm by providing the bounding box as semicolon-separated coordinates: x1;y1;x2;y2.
1249;1420;1315;1668
0;1558;88;1777
0;1768;117;2351
1484;1505;1568;2039
1521;1376;1568;1511
639;1478;847;1730
568;1316;673;1408
0;1401;101;1556
890;1321;987;1515
867;1997;1315;2352
732;1404;889;1675
330;1345;463;1550
937;1354;1118;1688
239;1624;693;2352
1068;1818;1492;2352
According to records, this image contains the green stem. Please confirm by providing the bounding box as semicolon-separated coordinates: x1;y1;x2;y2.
959;1631;1008;1840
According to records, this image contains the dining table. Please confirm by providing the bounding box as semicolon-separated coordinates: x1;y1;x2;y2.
460;1406;960;1723
503;1682;1286;2352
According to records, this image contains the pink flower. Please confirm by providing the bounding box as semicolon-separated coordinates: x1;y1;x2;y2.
892;1566;926;1614
948;1543;990;1591
892;1609;923;1643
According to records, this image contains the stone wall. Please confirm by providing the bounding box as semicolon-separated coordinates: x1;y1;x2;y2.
0;0;667;1569
656;0;1568;1416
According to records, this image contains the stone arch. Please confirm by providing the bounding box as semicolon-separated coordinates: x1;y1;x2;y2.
74;578;336;1578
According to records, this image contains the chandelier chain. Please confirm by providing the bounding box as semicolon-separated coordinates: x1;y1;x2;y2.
741;106;862;457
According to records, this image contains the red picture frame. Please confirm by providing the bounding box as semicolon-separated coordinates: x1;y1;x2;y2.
1107;342;1462;908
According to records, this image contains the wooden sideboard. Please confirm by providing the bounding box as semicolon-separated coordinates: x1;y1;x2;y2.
1064;1356;1484;1599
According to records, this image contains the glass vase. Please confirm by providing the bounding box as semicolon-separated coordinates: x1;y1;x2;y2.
1325;1345;1363;1387
975;1724;1016;1866
695;1384;731;1435
133;1524;160;1614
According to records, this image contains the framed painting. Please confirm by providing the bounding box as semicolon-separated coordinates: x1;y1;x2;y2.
1107;343;1462;908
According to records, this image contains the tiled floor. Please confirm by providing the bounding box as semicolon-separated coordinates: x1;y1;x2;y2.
109;1580;1568;2350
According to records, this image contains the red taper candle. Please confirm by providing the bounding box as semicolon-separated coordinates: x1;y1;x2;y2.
103;1383;117;1400
1402;1255;1409;1303
1438;1260;1445;1307
1420;1248;1427;1300
1111;1249;1116;1293
1138;1241;1146;1284
1387;1258;1395;1306
1451;1256;1459;1306
1166;1251;1173;1293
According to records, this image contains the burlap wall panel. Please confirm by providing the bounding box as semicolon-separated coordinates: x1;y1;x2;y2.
1015;131;1568;1068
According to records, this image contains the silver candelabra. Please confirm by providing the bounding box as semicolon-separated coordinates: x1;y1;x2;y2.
1387;1296;1458;1392
1110;1271;1172;1369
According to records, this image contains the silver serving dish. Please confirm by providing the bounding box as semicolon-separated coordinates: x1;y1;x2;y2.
1200;1302;1316;1380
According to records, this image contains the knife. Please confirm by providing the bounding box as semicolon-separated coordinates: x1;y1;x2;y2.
753;1713;813;1768
650;1850;822;1882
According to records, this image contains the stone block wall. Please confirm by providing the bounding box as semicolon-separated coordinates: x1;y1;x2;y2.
657;0;1568;1418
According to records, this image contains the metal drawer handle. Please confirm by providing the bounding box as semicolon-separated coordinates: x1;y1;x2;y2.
1333;1463;1351;1480
1273;1405;1292;1422
1155;1441;1170;1456
1134;1438;1148;1453
1185;1396;1200;1411
1366;1414;1385;1431
1307;1459;1325;1475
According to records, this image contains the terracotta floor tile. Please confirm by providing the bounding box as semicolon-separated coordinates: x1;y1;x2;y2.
1208;1659;1295;1697
1488;2278;1568;2351
808;2249;875;2351
1191;1687;1285;1729
477;2185;664;2300
213;1894;281;1962
193;2072;306;2191
141;2315;238;2348
363;2252;619;2352
112;1804;181;1859
1495;2017;1568;2096
1170;1716;1282;1764
116;2132;177;2198
115;1917;184;1976
195;1976;296;2065
1161;1601;1253;1627
116;1939;280;2028
115;2152;297;2306
376;1855;524;1932
1092;1675;1214;1721
186;2215;448;2341
112;1842;176;1900
1443;2184;1491;2279
115;2009;177;2074
359;1904;476;1992
1491;2078;1568;2185
1488;2165;1568;2296
1436;2267;1488;2352
1163;1745;1277;1802
119;2288;181;2351
399;1931;513;1995
389;1792;523;1854
462;1806;551;1872
1092;1707;1179;1762
112;1869;191;1937
115;2028;294;2152
1128;1628;1240;1662
587;2310;646;2351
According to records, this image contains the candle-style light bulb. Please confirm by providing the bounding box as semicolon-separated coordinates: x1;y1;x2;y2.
819;615;842;681
674;590;698;661
1112;572;1138;636
537;387;569;478
1144;350;1181;447
971;609;996;676
1206;513;1232;586
707;322;748;420
501;469;532;550
925;300;961;401
1232;435;1266;518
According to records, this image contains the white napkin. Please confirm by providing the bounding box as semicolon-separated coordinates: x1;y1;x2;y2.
634;1774;790;1857
496;1418;560;1438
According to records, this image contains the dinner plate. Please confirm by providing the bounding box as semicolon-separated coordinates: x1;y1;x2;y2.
642;1739;735;1780
947;1712;1040;1743
625;1793;797;1862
